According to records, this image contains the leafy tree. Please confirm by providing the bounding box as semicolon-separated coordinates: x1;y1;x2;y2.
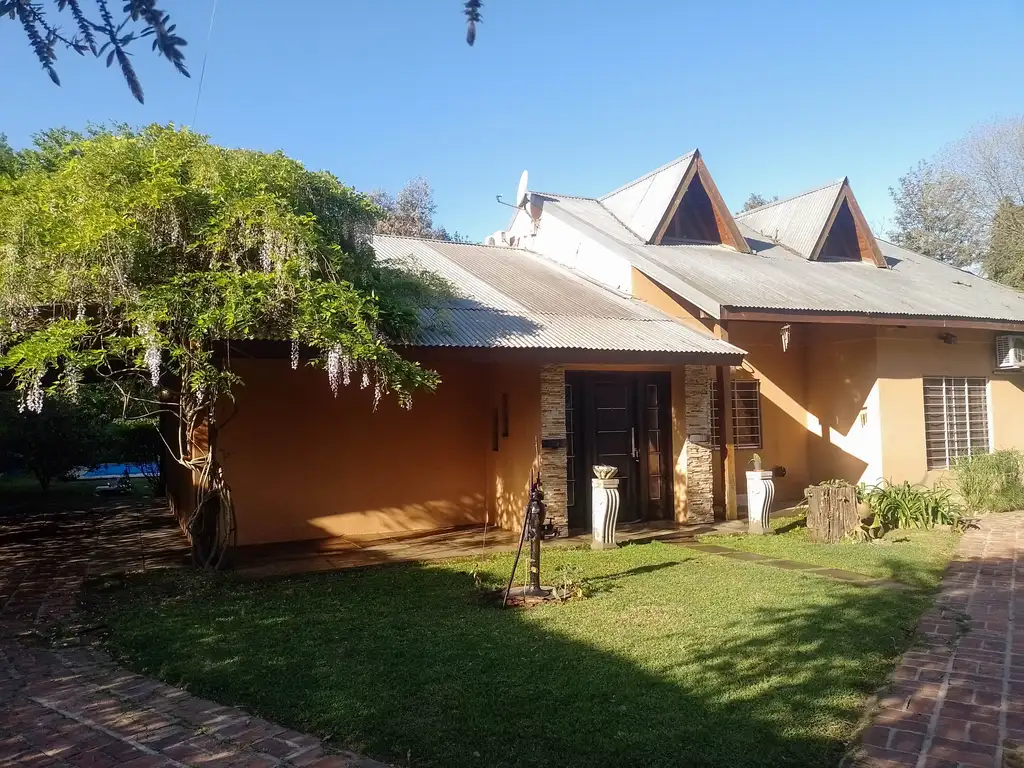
888;160;985;267
0;134;18;179
889;116;1024;271
3;0;187;103
0;124;451;566
0;390;108;490
9;1;485;101
738;193;777;213
370;177;464;241
984;200;1024;290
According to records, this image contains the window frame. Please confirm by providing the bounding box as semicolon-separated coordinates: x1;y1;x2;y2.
711;379;763;451
923;376;992;471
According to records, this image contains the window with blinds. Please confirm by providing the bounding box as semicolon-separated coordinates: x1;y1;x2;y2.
923;377;990;470
711;380;762;450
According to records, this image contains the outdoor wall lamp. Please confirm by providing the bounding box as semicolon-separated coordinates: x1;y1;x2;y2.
940;333;958;345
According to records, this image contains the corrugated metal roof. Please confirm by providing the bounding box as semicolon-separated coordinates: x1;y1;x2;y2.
598;152;696;243
537;196;1024;323
371;235;744;356
734;180;844;258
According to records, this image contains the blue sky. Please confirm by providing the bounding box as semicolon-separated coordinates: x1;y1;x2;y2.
2;0;1021;241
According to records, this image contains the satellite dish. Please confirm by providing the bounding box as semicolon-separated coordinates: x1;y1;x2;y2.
516;170;529;208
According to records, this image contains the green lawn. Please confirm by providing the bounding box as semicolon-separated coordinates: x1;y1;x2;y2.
700;514;960;589
91;529;959;768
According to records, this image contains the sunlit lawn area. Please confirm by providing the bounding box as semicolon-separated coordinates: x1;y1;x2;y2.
699;512;961;589
91;527;960;768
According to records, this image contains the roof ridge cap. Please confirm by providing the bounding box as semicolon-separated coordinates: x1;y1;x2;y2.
735;177;847;218
598;151;697;201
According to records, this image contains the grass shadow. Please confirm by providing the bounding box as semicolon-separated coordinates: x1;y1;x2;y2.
90;543;937;768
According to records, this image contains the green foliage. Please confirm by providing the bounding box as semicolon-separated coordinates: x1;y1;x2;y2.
862;480;964;534
947;449;1024;513
0;123;448;414
0;390;107;490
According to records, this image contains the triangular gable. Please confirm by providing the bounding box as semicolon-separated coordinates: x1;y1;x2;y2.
736;178;886;268
599;150;751;252
655;152;751;252
600;152;696;243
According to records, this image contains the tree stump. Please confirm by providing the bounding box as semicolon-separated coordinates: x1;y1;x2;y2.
805;484;860;543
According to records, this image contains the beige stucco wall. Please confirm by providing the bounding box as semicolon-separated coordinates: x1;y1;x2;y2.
629;266;1024;501
877;327;1024;486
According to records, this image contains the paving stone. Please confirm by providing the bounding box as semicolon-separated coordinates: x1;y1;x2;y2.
0;503;391;768
852;511;1024;767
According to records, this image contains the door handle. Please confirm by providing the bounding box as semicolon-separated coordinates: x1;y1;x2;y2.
631;427;639;461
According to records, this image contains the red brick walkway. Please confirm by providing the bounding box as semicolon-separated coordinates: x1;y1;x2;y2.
853;512;1024;768
0;502;387;767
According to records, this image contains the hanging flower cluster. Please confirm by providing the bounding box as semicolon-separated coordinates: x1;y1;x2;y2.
65;360;81;402
327;344;342;396
341;353;353;388
18;374;44;414
290;338;300;370
139;324;162;387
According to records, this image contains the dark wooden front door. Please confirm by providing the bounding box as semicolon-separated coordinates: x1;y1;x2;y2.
565;372;672;531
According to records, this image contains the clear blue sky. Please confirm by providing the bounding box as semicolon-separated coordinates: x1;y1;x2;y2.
2;0;1021;241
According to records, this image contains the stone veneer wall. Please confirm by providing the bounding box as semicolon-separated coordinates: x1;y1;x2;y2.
683;365;714;524
539;364;568;535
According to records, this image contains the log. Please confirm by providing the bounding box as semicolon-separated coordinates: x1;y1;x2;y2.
805;484;860;543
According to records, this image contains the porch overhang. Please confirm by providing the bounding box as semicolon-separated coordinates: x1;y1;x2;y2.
719;307;1024;332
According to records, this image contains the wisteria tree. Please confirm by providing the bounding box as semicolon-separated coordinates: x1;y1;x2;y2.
0;124;451;566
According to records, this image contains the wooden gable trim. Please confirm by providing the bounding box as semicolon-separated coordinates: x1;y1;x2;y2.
807;180;887;268
693;155;752;254
651;151;753;253
651;154;699;245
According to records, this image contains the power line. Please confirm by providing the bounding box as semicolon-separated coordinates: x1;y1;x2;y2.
191;0;220;129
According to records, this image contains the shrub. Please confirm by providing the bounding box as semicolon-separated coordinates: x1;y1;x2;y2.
947;450;1024;513
862;480;964;533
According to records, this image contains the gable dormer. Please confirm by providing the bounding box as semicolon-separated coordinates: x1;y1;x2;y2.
600;150;751;252
737;178;887;268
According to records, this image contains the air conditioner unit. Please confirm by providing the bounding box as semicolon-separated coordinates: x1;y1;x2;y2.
484;235;497;246
995;334;1024;370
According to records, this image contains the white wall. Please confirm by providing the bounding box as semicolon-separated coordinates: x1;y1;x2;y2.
506;202;633;295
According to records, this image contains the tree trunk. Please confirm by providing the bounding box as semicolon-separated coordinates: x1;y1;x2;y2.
805;485;860;543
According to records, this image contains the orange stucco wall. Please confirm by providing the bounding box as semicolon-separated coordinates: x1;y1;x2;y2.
485;362;543;531
221;355;489;545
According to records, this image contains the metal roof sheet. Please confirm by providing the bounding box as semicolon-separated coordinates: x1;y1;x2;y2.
734;180;844;258
598;152;696;243
537;196;1024;323
371;235;744;356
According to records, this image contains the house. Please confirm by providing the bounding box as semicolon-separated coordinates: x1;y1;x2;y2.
170;149;1024;550
502;150;1024;518
195;236;743;547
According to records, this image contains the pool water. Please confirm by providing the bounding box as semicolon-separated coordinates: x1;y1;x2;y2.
79;463;159;479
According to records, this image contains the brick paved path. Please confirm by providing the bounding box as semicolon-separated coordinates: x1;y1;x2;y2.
0;502;387;767
853;511;1024;768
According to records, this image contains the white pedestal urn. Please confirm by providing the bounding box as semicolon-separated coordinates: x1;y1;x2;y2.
591;465;621;550
745;470;775;535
